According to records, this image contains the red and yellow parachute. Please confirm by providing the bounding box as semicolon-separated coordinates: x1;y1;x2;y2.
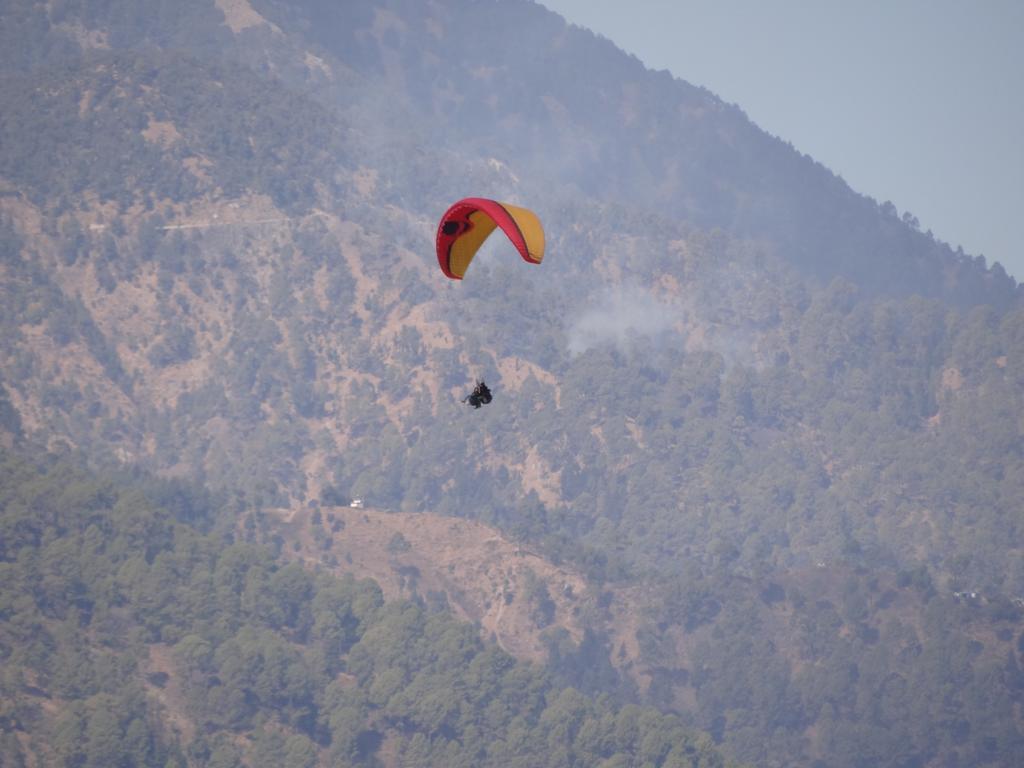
435;198;545;280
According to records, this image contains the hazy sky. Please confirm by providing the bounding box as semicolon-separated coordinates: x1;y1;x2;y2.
540;0;1024;282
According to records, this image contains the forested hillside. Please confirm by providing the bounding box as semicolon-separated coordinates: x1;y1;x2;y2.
1;1;1023;766
0;446;736;767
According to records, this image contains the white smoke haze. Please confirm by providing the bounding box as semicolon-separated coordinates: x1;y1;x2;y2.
566;283;685;356
565;279;767;371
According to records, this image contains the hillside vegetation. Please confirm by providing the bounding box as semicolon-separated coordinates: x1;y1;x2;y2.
1;1;1023;766
0;446;736;767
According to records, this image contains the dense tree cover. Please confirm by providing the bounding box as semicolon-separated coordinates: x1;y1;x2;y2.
0;48;351;213
0;447;736;767
0;0;228;72
647;565;1024;767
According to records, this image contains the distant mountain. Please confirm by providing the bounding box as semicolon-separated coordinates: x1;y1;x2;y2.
247;0;1018;306
2;1;1023;767
4;0;1019;305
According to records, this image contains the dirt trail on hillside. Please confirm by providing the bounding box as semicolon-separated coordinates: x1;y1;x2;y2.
158;211;328;231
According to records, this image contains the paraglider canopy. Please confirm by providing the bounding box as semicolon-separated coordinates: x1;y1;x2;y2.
436;198;545;280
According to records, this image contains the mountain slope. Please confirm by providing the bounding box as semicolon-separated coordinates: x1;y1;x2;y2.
246;0;1018;306
0;446;739;768
5;0;1019;305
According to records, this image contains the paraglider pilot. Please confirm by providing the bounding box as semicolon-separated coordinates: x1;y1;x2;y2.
463;380;492;409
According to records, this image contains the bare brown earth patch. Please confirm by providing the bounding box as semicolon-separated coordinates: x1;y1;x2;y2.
142;117;181;147
271;505;590;662
143;644;197;746
215;0;278;34
265;503;694;713
516;445;562;508
56;22;110;51
940;366;964;392
496;355;561;406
